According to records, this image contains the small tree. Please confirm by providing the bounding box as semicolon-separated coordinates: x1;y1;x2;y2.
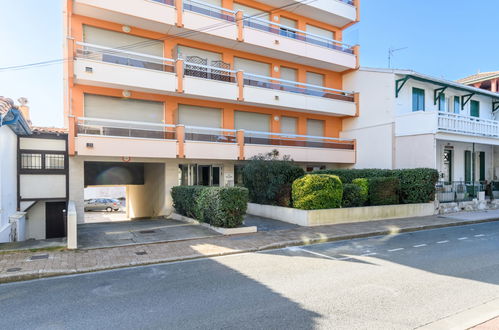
242;150;304;207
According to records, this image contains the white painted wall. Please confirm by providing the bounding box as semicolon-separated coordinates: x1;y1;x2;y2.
26;201;46;240
19;137;66;151
20;175;66;199
395;134;436;169
0;126;18;242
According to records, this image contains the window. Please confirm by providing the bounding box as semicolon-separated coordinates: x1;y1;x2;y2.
279;17;297;38
45;154;65;169
21;153;42;169
412;88;425;111
470;100;480;117
438;93;446;111
464;150;472;183
280;116;297;135
307;119;324;136
454;96;460;114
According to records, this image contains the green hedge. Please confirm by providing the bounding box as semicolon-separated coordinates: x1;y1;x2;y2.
342;184;363;208
292;174;343;210
314;168;438;204
368;177;400;206
171;186;249;228
352;178;369;204
242;151;304;206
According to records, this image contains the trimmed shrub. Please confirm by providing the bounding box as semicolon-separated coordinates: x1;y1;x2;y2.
368;177;400;206
393;168;439;204
342;183;364;208
171;186;249;228
242;151;305;206
314;168;438;205
292;174;343;210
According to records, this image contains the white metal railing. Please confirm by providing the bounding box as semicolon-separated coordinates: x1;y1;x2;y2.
437;112;499;137
184;0;236;22
76;42;175;72
150;0;175;6
77;117;176;139
243;72;354;99
244;130;355;150
184;125;237;143
242;14;354;53
183;60;236;82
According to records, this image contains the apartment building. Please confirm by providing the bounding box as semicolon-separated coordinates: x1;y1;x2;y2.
342;68;499;201
63;0;361;221
458;71;499;93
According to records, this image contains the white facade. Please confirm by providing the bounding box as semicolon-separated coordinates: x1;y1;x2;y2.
0;125;18;242
342;68;499;183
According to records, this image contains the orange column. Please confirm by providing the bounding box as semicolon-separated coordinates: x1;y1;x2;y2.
165;102;176;125
236;70;244;101
297;117;307;135
176;59;184;93
354;92;360;117
237;130;245;160
68;116;76;156
176;0;183;27
176;125;185;158
236;11;244;42
492;79;498;93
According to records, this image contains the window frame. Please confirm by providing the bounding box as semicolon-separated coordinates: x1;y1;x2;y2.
19;150;67;174
470;100;480;118
412;87;425;111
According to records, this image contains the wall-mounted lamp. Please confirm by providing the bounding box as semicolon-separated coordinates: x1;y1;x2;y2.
122;90;131;98
122;25;131;33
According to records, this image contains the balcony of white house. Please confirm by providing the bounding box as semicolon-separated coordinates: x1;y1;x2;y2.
72;0;357;71
75;117;356;163
396;111;499;145
74;42;358;117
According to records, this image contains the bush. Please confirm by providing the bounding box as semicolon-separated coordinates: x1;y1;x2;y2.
314;168;438;205
393;168;439;204
342;184;364;208
242;151;305;206
368;177;400;206
292;174;343;210
171;186;249;228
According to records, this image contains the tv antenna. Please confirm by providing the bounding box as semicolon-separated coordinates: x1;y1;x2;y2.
388;46;408;68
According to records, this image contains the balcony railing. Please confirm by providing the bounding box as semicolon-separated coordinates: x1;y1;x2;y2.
436;181;486;203
76;42;355;102
243;72;354;101
242;15;354;54
75;42;175;73
184;0;236;22
76;117;355;151
438;112;499;138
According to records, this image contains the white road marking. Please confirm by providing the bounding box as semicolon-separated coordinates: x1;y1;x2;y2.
361;252;377;256
293;247;337;261
437;240;449;244
413;244;427;248
474;234;486;237
388;248;404;252
458;237;468;240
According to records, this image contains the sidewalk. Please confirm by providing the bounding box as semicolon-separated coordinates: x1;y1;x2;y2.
1;210;499;284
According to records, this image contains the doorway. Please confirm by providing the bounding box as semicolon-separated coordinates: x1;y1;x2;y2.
442;148;453;183
45;201;67;239
198;165;221;186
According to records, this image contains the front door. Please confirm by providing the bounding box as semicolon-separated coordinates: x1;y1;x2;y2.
442;149;453;183
46;202;67;239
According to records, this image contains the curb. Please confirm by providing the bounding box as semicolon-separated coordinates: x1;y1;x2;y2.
1;217;498;284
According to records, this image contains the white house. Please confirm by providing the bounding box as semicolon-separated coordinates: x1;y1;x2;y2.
0;97;69;243
341;68;499;201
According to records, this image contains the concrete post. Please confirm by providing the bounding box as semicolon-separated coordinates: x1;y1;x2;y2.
67;201;77;249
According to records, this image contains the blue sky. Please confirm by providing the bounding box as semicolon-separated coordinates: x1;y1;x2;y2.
0;0;498;127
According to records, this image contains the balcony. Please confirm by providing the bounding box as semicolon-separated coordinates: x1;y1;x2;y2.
72;0;357;71
74;42;357;117
75;117;356;163
262;0;357;27
395;111;499;143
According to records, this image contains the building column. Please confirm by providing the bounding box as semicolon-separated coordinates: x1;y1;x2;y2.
492;79;498;93
68;156;85;224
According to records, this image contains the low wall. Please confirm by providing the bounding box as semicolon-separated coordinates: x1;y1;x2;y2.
247;202;437;227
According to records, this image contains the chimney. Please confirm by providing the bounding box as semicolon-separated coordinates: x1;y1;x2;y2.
17;97;32;126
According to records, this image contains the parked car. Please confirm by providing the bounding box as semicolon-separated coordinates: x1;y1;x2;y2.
84;198;121;212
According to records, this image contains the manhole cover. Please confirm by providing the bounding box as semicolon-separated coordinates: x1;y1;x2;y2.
135;251;148;256
30;254;49;261
139;230;156;234
6;268;22;273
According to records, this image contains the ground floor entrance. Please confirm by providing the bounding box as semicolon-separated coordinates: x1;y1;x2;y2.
45;201;67;239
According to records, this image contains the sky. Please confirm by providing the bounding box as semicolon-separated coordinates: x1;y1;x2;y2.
0;0;498;128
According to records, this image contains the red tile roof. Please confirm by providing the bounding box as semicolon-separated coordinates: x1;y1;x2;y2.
457;71;499;84
32;126;68;135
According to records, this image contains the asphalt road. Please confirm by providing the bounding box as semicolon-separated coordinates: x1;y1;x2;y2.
2;222;499;329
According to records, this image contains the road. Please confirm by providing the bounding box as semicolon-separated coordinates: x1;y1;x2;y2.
1;222;499;329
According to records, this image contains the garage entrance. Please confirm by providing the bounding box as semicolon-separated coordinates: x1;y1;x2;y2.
83;161;167;223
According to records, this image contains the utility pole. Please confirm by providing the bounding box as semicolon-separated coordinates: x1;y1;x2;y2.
388;46;408;68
